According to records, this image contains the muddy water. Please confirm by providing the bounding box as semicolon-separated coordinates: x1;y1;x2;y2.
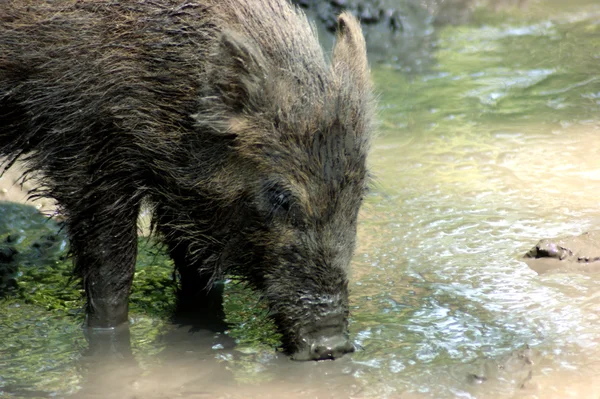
3;1;600;398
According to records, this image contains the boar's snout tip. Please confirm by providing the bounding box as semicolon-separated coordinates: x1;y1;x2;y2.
292;335;355;361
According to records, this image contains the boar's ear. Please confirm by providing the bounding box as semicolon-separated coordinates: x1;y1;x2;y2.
332;12;370;91
216;30;267;111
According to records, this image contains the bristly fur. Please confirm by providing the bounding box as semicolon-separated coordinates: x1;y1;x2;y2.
0;0;374;356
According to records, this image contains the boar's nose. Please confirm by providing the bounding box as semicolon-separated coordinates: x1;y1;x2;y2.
292;335;355;361
310;335;355;360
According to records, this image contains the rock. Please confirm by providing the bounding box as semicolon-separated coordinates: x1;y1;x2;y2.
291;0;528;70
0;202;66;297
524;231;600;274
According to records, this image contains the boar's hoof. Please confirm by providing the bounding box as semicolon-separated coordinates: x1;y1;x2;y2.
292;335;355;361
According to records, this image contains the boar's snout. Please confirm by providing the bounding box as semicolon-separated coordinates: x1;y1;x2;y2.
292;334;355;361
291;314;355;361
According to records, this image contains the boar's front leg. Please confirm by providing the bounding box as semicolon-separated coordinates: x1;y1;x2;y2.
63;193;140;328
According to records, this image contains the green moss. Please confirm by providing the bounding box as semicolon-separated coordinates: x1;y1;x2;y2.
223;279;282;350
129;239;177;318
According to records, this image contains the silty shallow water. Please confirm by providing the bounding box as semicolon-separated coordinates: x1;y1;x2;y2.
2;0;600;398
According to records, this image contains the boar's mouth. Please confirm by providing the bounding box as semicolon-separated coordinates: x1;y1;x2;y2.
269;296;355;361
291;336;355;361
290;313;355;361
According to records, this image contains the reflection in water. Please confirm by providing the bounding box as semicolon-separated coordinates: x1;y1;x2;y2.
2;0;600;398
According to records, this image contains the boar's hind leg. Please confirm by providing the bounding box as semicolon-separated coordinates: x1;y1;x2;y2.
64;193;141;328
169;240;226;328
154;209;226;328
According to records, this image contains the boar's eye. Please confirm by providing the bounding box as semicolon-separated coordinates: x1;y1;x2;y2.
263;184;306;227
266;185;292;215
